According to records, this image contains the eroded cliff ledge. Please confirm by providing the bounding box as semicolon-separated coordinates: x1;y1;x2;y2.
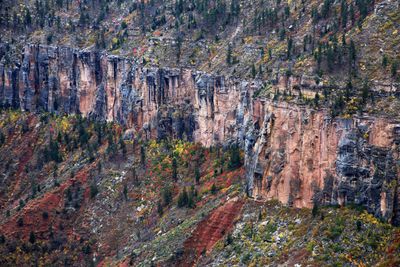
1;44;400;224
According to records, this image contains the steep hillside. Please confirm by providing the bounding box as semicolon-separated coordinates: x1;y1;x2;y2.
0;0;400;266
0;109;398;266
0;110;245;265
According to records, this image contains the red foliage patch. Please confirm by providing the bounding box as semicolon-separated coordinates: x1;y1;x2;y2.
0;168;90;241
178;198;245;266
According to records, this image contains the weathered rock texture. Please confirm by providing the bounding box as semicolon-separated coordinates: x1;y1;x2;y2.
1;44;399;224
245;101;400;225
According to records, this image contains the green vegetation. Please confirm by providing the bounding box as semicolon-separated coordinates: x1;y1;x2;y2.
207;201;400;266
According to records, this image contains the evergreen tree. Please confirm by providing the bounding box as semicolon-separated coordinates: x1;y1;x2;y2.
25;8;32;26
361;79;370;103
177;187;189;207
211;183;218;194
123;184;128;200
341;0;348;29
157;201;163;216
140;145;146;166
90;182;99;199
251;64;257;78
172;157;178;181
226;44;233;65
228;145;241;170
314;92;320;107
29;231;36;244
162;186;173;206
0;131;5;146
312;203;319;217
287;38;293;59
195;165;201;184
119;138;127;157
391;61;398;78
382;54;388;68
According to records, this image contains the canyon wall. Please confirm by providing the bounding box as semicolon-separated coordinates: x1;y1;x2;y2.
245;101;400;225
1;44;399;224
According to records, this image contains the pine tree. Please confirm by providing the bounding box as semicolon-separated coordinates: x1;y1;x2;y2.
140;145;146;166
123;184;128;200
341;0;348;29
162;186;173;205
90;182;99;199
157;201;163;216
25;8;32;26
119;139;127;157
17;217;24;227
29;231;36;244
211;183;218;194
195;165;201;184
177;188;189;207
287;38;293;59
226;44;233;65
312;203;319;217
391;61;398;78
382;54;388;68
228;145;241;170
0;131;5;146
314;92;320;107
361;79;370;103
251;64;257;78
172;157;178;181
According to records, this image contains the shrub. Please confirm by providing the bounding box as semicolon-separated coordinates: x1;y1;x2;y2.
211;183;218;194
157;201;163;216
29;231;36;244
356;220;362;231
225;233;233;246
0;131;5;146
18;199;25;210
42;211;49;220
44;139;62;163
241;253;251;264
123;184;128;200
162;186;173;206
312;203;319;217
90;183;99;199
176;186;197;208
83;244;91;254
21;120;29;133
177;188;189;208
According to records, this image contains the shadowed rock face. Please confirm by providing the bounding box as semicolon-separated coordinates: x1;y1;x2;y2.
1;44;399;224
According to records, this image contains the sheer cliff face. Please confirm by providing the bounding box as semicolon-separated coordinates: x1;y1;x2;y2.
1;45;399;224
246;101;400;224
0;45;248;144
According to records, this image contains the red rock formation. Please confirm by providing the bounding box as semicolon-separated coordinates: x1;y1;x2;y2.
1;44;399;224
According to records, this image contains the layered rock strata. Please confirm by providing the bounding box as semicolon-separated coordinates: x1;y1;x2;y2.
1;44;399;224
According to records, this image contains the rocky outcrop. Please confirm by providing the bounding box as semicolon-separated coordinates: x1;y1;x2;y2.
245;100;400;225
1;44;399;224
